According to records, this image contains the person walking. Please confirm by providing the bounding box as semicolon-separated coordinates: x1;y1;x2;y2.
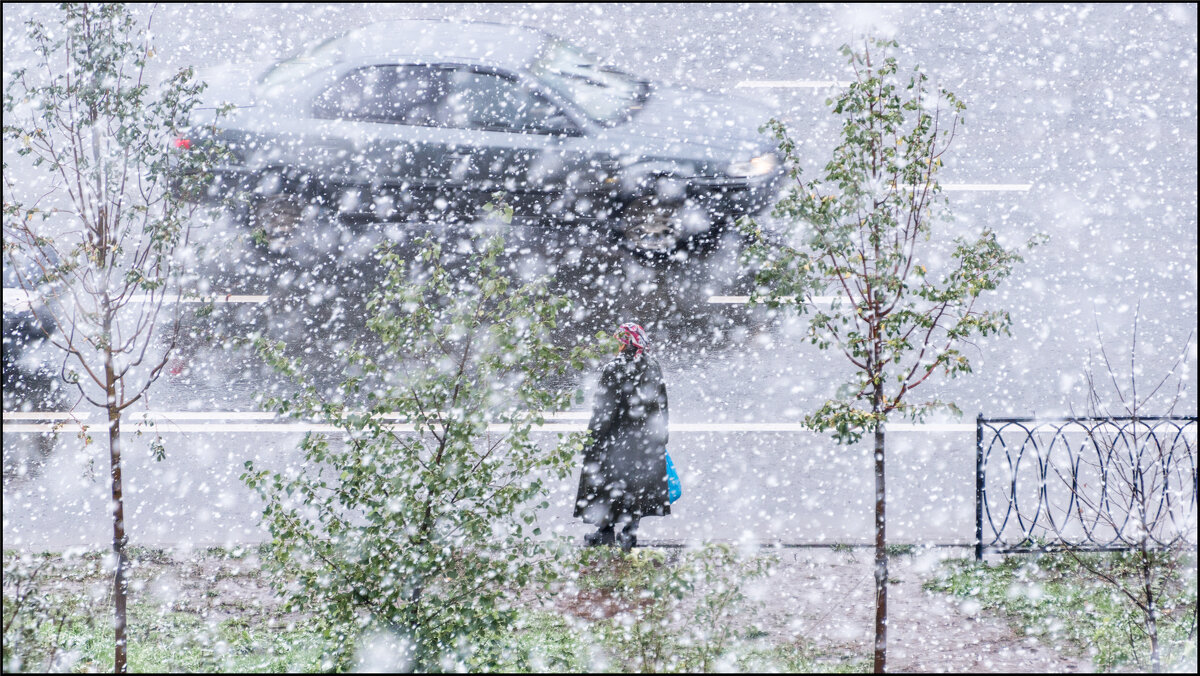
574;322;670;551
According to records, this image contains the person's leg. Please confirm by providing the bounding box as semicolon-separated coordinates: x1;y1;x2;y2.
615;513;639;551
584;512;616;546
624;517;640;538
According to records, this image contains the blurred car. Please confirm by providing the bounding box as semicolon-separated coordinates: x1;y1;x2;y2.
182;19;785;254
2;258;63;411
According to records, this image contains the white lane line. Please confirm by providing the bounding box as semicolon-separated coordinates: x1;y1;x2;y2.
2;411;93;421
736;80;852;88
127;294;269;304
543;411;592;420
941;183;1032;192
3;410;592;421
890;423;976;432
709;296;838;305
2;423;353;434
126;411;277;421
302;411;592;421
2;421;977;434
2;289;269;306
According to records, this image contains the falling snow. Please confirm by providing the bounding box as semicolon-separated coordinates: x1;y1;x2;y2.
2;3;1196;673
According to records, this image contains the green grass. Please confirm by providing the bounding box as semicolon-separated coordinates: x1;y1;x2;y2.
884;544;917;557
485;611;590;673
3;548;323;673
482;609;870;674
742;642;871;673
924;551;1197;672
4;545;875;673
4;599;324;673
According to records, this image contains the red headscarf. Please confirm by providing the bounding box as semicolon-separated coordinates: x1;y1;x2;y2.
615;322;648;356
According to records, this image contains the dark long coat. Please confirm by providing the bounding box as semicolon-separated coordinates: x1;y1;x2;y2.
573;351;670;524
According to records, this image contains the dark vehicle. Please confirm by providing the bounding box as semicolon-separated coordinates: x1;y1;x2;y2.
2;259;62;411
185;20;785;254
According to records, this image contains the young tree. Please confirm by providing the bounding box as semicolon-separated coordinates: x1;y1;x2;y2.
1042;308;1195;672
740;38;1042;672
2;4;223;672
242;229;598;671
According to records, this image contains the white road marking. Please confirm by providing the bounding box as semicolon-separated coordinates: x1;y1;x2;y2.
542;411;592;420
889;423;976;432
940;183;1032;192
2;422;349;434
2;410;591;422
2;419;976;434
127;294;269;304
735;80;852;88
2;288;34;311
708;295;837;305
2;289;269;306
8;415;1157;437
126;411;277;421
2;411;93;421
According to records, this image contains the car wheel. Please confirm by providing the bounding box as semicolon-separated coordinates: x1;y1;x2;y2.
682;218;726;257
620;196;684;255
248;192;305;253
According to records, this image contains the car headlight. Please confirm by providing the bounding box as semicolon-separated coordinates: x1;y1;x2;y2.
726;153;778;178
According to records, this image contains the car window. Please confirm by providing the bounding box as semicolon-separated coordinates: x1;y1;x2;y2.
312;65;448;125
439;69;566;134
260;35;347;90
313;65;567;134
441;71;518;130
531;40;647;125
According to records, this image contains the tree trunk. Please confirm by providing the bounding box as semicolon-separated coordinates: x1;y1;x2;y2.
106;357;128;674
873;421;887;673
1140;545;1160;673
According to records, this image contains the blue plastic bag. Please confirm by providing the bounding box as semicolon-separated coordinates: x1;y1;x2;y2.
665;449;681;504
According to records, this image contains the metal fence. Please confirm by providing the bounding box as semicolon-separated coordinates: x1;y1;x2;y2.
975;415;1197;559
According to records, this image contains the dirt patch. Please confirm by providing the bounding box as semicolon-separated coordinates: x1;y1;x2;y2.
555;588;651;621
740;548;1093;672
13;547;289;622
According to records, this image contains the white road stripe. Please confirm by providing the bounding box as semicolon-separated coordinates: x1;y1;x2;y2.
542;411;592;420
126;411;277;421
889;423;976;432
8;417;1150;436
127;294;269;304
2;411;93;421
735;80;852;88
2;289;34;312
2;421;976;434
941;183;1032;192
2;410;592;422
340;411;592;421
708;295;837;304
3;289;269;306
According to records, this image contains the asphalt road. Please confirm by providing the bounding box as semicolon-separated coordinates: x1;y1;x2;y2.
3;3;1197;549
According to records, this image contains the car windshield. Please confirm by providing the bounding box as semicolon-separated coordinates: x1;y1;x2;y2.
259;34;350;89
530;40;647;125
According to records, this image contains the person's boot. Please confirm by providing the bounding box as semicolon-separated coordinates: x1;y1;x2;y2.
616;520;638;552
583;526;615;547
616;530;637;552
